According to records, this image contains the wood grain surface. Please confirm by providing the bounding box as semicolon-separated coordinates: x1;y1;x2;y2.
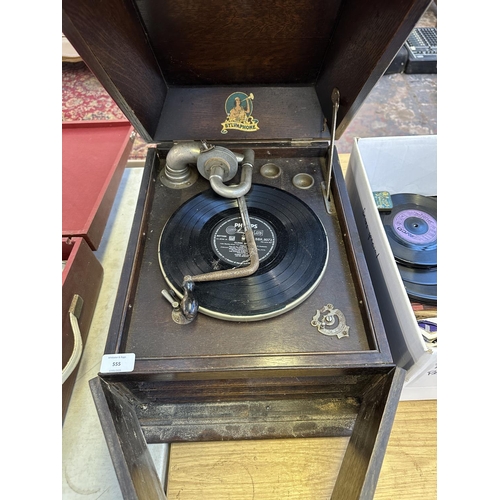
166;399;436;499
166;154;437;499
374;400;437;500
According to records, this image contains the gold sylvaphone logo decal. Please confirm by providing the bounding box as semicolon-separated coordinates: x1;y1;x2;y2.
221;92;259;134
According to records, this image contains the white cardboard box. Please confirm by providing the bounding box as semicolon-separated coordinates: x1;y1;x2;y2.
345;135;437;400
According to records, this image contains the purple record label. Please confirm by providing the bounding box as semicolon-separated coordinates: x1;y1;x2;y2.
211;215;277;266
392;209;437;245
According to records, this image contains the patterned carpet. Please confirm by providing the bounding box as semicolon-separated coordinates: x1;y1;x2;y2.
61;62;152;160
62;61;436;159
61;5;436;160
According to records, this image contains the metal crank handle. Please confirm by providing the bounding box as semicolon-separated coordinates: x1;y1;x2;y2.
164;149;258;325
183;195;259;285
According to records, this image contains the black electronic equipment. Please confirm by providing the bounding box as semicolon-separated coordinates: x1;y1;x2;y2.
404;27;437;74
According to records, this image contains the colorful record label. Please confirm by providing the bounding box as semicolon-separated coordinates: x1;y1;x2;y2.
392;209;437;245
221;92;259;134
211;215;276;266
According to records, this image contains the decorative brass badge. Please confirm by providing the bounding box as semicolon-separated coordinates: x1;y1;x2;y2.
311;304;350;338
221;92;259;134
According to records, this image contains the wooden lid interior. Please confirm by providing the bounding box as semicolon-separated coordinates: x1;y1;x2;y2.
62;0;430;143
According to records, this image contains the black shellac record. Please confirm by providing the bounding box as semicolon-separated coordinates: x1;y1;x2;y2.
158;184;329;321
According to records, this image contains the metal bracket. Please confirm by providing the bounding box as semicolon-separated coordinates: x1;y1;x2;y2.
311;303;350;339
321;88;340;215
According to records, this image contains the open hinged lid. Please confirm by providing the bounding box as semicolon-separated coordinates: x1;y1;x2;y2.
62;120;134;250
62;0;429;145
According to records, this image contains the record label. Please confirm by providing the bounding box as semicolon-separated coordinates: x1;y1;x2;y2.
211;215;277;266
158;184;329;321
381;193;437;268
392;209;437;245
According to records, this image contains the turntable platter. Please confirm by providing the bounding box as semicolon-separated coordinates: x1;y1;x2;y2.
158;184;329;321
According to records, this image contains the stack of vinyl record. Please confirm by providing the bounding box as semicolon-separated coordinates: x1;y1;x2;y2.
380;193;437;305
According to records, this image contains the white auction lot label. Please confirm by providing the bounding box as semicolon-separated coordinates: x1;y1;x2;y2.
100;353;136;373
